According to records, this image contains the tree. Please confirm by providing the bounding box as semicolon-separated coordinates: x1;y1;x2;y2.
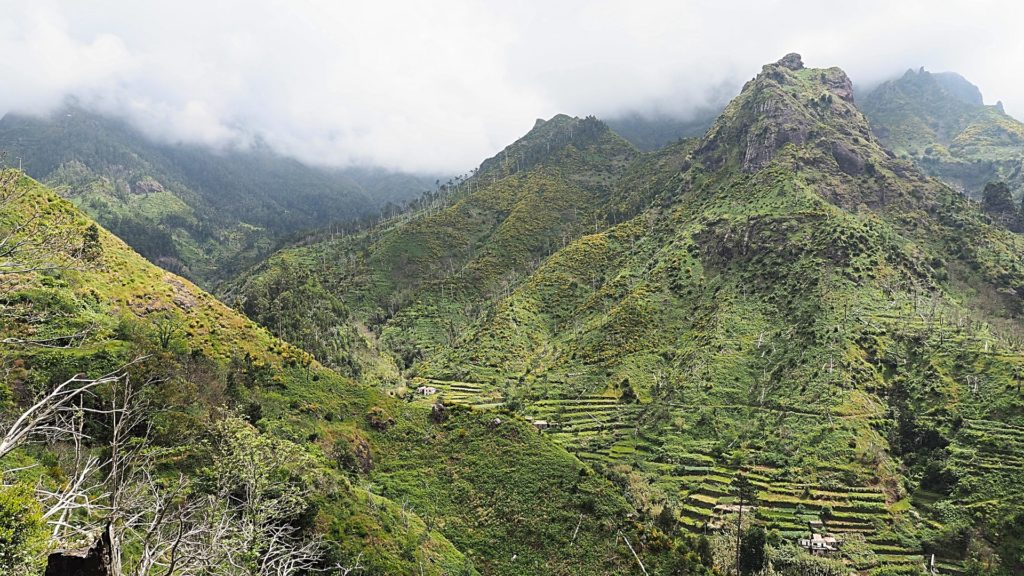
696;535;713;566
657;504;676;531
996;510;1024;575
731;473;756;574
81;223;102;261
738;526;766;575
1;167;96;349
619;378;638;403
151;311;185;351
0;168;81;283
111;416;345;576
0;371;123;460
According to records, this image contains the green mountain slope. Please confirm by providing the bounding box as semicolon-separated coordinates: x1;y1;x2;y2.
0;174;703;575
226;114;654;376
0;105;435;286
862;68;1024;197
236;54;1024;574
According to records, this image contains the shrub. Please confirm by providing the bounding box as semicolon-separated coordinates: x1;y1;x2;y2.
0;483;48;575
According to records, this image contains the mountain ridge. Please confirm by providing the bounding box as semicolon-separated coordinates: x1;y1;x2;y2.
0;172;698;575
230;54;1024;574
0;105;436;286
862;67;1024;197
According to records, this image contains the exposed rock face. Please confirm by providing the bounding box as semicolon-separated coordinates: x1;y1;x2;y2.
735;77;820;172
45;526;114;576
831;141;865;175
354;437;374;472
165;275;198;311
430;401;447;423
367;406;396;431
776;52;804;70
696;54;867;174
131;177;164;195
739;98;811;172
821;70;854;103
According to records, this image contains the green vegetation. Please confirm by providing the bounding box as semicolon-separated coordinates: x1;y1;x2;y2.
862;68;1024;198
0;106;435;286
234;54;1024;574
0;174;704;574
7;50;1024;575
0;484;47;575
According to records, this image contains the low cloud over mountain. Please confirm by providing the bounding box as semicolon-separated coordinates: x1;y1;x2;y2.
2;0;1021;172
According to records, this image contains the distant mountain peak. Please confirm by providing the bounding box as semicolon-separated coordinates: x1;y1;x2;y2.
862;65;1023;197
891;67;985;107
476;113;624;179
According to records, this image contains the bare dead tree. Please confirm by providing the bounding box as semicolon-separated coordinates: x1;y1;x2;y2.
38;453;108;542
107;415;356;576
0;371;123;461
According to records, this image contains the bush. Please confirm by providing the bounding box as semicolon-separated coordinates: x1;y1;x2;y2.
367;406;396;431
0;483;48;575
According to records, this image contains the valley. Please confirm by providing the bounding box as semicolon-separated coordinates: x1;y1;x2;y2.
3;44;1024;576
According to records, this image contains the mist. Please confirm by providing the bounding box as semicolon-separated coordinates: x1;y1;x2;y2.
1;0;1021;173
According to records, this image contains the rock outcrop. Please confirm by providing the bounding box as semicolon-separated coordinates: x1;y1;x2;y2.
45;525;115;576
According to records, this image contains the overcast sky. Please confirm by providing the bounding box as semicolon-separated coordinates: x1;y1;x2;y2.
1;0;1021;173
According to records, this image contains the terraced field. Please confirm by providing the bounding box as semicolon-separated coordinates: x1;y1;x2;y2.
412;386;934;573
645;460;924;571
950;419;1024;481
527;395;643;439
411;378;503;408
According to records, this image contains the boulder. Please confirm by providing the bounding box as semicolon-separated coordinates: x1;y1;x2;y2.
831;142;865;175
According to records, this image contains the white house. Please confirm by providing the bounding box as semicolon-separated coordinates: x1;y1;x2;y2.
797;533;841;556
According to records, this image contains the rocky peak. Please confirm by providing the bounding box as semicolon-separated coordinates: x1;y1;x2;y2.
695;56;870;173
776;52;804;71
821;68;855;103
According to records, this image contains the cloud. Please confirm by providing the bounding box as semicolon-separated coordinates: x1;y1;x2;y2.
0;0;1021;172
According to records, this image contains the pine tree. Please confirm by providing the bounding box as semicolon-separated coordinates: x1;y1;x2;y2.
81;223;102;261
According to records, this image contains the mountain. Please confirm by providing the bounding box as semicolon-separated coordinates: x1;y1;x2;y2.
0;105;436;286
225;113;654;378
605;110;718;151
234;54;1024;574
862;68;1024;197
0;173;706;575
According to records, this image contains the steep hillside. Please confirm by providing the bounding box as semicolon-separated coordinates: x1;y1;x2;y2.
0;106;434;285
420;54;1024;574
862;68;1024;197
0;174;703;575
238;54;1024;574
227;114;650;376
